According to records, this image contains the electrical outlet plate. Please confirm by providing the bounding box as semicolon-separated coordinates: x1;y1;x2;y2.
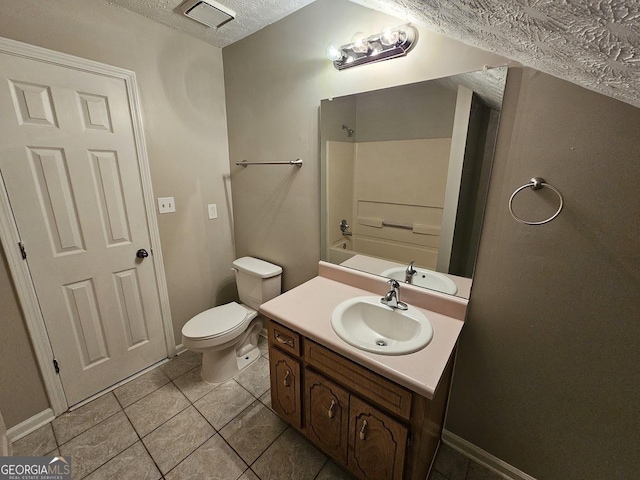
158;197;175;214
208;204;218;219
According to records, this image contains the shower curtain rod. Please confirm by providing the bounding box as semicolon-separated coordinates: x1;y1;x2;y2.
235;159;303;167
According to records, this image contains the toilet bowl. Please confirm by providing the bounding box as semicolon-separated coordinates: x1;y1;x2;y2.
181;257;282;384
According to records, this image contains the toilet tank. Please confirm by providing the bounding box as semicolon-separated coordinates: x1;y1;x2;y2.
232;257;282;310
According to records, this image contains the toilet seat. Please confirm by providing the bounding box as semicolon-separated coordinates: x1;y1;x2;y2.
182;302;257;348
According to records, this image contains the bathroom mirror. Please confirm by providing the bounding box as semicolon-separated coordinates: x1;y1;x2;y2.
320;66;507;299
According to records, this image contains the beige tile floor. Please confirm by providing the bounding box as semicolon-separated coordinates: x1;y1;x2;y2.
11;336;502;480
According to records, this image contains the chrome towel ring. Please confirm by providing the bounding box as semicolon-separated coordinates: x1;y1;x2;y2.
508;177;563;225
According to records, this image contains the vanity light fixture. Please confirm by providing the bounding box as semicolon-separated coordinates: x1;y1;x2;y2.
327;25;418;70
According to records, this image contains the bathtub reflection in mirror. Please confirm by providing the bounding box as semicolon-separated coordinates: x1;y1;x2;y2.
320;67;507;299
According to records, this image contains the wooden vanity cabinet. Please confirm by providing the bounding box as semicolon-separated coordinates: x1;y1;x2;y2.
269;346;302;429
348;396;407;480
267;319;453;480
305;369;350;465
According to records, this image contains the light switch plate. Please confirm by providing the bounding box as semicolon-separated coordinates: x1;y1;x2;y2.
208;204;218;219
158;197;175;214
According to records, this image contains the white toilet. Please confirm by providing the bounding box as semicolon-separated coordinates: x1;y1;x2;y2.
181;256;282;384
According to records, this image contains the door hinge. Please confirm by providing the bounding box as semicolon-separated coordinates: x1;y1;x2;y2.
18;241;27;260
53;359;60;374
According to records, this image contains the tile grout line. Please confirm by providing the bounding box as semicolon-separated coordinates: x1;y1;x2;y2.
157;364;222;478
208;353;288;478
202;381;255;431
233;376;270;408
50;421;60;450
114;359;206;478
72;411;138;479
191;383;283;478
247;466;261;479
124;399;192;442
115;375;172;409
161;407;219;479
115;391;165;480
119;359;211;479
160;430;218;478
135;367;208;479
170;365;223;404
312;457;332;480
55;393;123;448
248;425;292;473
215;403;276;470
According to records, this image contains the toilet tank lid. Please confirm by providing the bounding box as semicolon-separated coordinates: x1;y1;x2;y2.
233;257;282;278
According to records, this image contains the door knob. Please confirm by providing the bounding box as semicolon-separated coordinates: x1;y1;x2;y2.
136;249;149;259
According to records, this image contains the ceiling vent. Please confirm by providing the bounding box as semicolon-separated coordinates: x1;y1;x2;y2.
181;0;235;29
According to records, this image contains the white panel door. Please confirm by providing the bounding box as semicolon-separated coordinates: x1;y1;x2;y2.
0;53;167;406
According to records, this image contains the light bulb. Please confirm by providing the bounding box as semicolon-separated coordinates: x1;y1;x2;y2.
380;28;398;46
351;32;369;53
326;45;343;62
351;32;365;44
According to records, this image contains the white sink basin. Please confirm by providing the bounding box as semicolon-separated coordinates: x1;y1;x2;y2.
330;296;433;355
380;267;458;295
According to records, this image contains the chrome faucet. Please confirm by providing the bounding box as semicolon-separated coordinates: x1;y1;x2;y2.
405;261;417;283
339;219;352;236
380;279;408;310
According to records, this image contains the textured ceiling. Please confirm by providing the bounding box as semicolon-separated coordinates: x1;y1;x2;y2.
106;0;640;108
106;0;315;48
352;0;640;108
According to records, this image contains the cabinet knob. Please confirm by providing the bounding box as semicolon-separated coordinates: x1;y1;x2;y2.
283;370;291;387
359;420;368;441
327;399;336;419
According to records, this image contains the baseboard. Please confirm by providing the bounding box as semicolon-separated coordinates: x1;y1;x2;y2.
7;409;55;443
442;430;537;480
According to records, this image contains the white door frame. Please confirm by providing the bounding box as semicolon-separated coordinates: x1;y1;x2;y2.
0;37;176;416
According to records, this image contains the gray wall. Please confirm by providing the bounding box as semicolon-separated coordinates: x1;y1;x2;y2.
0;0;235;426
447;68;640;479
355;82;457;142
223;0;509;291
0;249;48;428
321;96;356;143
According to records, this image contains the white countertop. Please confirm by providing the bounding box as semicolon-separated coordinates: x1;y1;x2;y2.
260;263;466;400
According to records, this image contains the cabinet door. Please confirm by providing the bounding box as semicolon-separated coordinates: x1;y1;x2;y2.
348;396;408;480
269;346;302;429
305;369;349;465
